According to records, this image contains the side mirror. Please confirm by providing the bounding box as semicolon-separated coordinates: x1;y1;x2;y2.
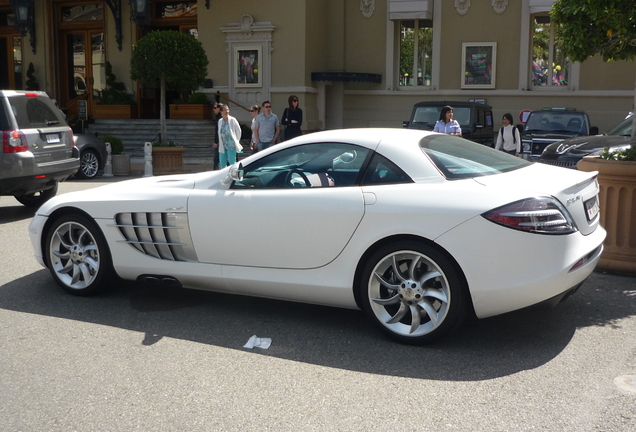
334;151;357;165
589;126;599;135
222;162;244;185
403;121;409;128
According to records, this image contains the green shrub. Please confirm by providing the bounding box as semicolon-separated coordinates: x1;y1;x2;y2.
104;135;124;154
98;62;135;105
187;92;210;104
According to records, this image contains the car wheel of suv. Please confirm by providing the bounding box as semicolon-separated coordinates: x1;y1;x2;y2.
358;241;468;344
76;149;100;179
14;183;58;208
45;213;113;296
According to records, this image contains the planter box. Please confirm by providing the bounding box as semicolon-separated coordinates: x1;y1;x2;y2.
577;156;636;275
111;154;131;176
152;146;186;175
93;104;137;119
169;104;212;119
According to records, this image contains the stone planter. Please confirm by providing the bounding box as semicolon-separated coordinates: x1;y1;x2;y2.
111;154;131;176
169;104;212;119
577;156;636;275
152;146;186;175
93;104;137;119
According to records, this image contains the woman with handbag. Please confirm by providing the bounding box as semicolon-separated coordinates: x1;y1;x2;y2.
217;103;243;168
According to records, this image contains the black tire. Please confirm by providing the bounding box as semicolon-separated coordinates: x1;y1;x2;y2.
15;183;58;208
358;240;468;344
44;213;114;296
76;149;100;179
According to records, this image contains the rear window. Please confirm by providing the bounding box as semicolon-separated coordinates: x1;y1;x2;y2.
606;116;633;136
419;134;531;180
8;95;66;129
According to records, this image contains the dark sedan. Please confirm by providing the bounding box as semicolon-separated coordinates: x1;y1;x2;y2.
539;114;633;169
73;133;107;179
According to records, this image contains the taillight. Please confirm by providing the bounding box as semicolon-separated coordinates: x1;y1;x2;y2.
482;197;577;235
3;130;29;153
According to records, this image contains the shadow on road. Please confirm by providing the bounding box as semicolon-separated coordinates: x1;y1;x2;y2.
1;270;634;381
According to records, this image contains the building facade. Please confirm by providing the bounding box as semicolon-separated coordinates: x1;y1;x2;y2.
2;0;635;133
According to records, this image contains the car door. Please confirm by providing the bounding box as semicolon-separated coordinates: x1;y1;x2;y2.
187;142;372;269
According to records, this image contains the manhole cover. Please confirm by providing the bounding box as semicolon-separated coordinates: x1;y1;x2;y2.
614;375;636;393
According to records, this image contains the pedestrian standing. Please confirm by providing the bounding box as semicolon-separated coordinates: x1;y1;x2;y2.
433;105;462;136
495;113;521;156
217;104;242;168
212;103;222;169
281;95;303;141
252;101;280;152
249;104;261;153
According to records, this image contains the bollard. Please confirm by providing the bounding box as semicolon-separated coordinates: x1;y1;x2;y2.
144;141;153;177
103;142;113;177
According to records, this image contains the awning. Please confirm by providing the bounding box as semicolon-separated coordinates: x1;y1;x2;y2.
311;72;382;83
388;0;433;21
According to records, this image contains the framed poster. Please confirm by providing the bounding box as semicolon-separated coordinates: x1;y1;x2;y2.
461;42;496;89
235;46;261;87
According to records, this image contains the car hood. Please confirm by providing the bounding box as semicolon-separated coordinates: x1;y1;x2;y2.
34;173;206;218
542;134;631;156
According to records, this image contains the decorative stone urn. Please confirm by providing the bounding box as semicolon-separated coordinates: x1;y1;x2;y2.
152;146;186;175
577;156;636;275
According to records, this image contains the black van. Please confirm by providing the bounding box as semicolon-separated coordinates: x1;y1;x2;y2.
403;100;495;146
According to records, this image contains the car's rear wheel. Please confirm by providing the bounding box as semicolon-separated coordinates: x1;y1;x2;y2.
45;213;113;296
76;149;100;179
359;241;467;344
14;183;58;208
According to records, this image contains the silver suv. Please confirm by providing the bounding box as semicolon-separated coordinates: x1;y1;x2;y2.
1;90;79;207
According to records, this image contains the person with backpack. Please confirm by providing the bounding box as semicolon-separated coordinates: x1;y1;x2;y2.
495;113;521;156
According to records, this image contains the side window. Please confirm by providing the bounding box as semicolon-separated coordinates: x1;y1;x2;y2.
361;153;413;186
232;143;371;189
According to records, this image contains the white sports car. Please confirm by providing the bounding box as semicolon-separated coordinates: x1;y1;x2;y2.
28;128;606;344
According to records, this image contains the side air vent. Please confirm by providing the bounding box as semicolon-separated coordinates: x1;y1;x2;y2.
113;212;197;262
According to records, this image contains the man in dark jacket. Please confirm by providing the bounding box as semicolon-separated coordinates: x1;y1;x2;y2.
212;103;222;170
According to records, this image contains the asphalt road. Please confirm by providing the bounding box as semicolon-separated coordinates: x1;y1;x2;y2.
1;178;635;431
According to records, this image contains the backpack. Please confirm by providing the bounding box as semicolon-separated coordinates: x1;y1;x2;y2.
500;125;522;144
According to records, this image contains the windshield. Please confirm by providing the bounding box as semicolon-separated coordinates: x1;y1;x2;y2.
524;111;588;134
419;135;531;180
412;106;472;128
605;115;633;136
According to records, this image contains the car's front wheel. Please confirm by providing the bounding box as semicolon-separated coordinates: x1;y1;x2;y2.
45;213;113;296
14;183;58;208
359;241;468;344
76;149;100;179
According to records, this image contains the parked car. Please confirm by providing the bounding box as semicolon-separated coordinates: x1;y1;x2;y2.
28;128;605;344
403;100;495;146
520;107;599;159
74;133;107;179
0;90;79;207
539;114;633;169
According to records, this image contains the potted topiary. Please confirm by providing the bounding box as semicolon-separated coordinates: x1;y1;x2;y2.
130;30;208;144
170;92;212;119
94;62;137;119
105;135;130;176
553;0;636;275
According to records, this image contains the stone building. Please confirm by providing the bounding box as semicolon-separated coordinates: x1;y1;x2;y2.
1;0;634;135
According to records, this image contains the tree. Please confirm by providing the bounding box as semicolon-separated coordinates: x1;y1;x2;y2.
130;30;208;144
551;0;636;151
